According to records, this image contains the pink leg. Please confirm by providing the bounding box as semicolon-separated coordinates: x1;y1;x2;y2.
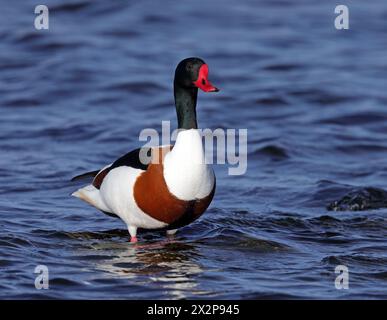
128;226;138;243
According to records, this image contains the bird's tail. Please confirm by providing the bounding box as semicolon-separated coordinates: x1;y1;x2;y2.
71;184;112;213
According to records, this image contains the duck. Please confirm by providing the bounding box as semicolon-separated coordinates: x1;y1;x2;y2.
71;57;219;242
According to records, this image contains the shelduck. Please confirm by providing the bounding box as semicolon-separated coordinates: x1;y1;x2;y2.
71;57;219;242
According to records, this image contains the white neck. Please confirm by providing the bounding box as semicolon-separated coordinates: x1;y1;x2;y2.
172;129;204;163
163;129;214;201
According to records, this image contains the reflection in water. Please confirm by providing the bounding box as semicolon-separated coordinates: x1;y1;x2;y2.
66;227;290;299
84;238;207;299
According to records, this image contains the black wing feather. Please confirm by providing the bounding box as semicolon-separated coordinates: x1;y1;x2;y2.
109;147;151;171
71;147;151;182
71;170;100;182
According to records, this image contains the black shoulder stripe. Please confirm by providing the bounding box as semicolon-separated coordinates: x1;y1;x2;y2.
71;170;100;182
110;147;151;171
72;148;150;188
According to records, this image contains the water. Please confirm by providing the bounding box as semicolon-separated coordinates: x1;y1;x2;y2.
1;0;387;299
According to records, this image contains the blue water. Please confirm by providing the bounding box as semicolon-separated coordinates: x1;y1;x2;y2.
1;0;387;299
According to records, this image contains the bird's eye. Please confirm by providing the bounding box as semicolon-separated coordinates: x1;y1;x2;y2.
202;79;206;85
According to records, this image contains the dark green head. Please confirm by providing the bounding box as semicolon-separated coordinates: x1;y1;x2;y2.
173;57;219;129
